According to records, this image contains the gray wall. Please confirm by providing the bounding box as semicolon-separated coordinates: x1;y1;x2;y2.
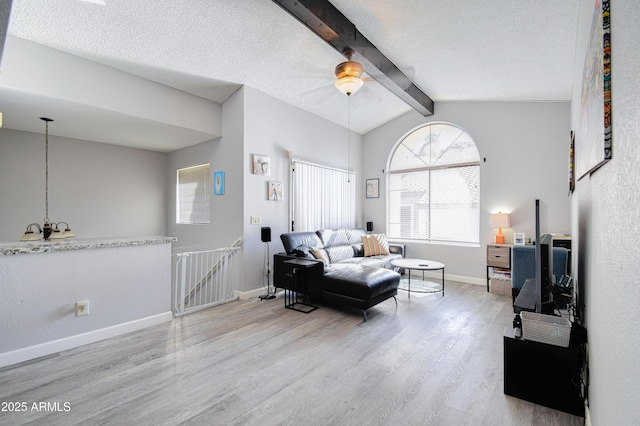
165;87;363;292
363;102;571;281
571;0;640;423
166;88;245;253
0;128;166;242
242;86;363;290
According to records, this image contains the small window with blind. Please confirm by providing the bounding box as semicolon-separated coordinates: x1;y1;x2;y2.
387;123;480;244
176;164;210;224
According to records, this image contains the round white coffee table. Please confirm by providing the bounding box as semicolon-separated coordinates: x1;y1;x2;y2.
391;258;445;298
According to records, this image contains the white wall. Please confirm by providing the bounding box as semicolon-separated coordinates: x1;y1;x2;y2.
2;36;222;138
0;242;173;367
0;128;166;242
242;87;363;291
363;102;571;281
165;87;363;292
571;0;640;423
166;88;245;253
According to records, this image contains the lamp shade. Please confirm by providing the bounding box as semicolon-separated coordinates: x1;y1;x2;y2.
20;231;41;241
490;213;511;229
49;229;66;239
334;76;363;96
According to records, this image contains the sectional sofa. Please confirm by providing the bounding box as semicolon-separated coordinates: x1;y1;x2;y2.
273;228;405;321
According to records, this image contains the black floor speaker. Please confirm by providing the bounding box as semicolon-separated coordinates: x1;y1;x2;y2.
261;227;271;243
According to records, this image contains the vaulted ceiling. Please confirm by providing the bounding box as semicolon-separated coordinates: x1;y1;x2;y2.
1;0;580;151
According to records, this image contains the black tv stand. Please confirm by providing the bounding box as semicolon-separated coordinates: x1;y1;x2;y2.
503;327;585;417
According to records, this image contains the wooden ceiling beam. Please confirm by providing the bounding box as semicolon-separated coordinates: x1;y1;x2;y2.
272;0;434;116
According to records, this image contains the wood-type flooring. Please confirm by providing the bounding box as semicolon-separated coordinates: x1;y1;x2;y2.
0;280;584;425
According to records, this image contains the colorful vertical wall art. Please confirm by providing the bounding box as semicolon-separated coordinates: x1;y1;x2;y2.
576;0;611;180
214;171;224;195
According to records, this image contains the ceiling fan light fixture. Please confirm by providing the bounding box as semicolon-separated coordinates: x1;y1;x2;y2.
335;75;364;96
334;49;364;96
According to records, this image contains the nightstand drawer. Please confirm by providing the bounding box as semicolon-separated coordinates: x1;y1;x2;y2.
487;245;510;268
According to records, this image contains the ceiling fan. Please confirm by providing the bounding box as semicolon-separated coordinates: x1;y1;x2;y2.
334;49;364;96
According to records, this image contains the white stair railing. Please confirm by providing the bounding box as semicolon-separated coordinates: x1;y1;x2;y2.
173;238;243;316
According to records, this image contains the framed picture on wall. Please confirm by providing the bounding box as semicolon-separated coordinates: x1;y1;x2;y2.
268;181;283;201
366;178;379;199
214;171;224;195
569;131;575;194
252;154;270;176
576;0;612;180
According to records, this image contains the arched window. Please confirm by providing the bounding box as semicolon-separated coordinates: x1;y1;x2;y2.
387;122;480;244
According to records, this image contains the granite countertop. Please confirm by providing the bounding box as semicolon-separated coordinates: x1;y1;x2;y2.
0;236;177;256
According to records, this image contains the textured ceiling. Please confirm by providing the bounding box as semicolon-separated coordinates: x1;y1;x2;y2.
2;0;580;150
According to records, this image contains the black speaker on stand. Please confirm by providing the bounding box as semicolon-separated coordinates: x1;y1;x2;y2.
259;227;276;300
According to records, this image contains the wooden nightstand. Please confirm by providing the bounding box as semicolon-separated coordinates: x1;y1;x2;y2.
486;244;512;293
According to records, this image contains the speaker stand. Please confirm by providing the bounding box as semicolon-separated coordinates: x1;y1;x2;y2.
259;241;276;300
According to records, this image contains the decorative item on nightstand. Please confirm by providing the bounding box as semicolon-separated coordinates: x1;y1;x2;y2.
490;212;511;244
514;233;525;245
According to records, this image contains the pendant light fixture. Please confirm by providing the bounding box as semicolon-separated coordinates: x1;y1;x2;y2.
334;49;363;185
20;117;75;241
334;49;364;96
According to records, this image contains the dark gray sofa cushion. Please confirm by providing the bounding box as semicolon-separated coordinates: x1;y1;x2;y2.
323;264;400;300
280;231;323;255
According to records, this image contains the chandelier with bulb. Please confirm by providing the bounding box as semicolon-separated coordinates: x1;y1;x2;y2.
20;117;75;241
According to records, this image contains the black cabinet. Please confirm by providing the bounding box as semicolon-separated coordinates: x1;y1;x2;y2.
503;327;585;417
553;237;572;274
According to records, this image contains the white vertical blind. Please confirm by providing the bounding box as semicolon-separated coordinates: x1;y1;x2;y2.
177;164;210;224
291;160;356;232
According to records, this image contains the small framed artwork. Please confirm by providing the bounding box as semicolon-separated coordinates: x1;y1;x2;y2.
568;131;575;194
514;233;525;245
366;178;379;199
268;181;283;201
214;171;225;195
252;154;270;176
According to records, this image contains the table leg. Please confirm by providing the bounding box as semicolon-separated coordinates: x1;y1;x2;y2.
441;268;445;297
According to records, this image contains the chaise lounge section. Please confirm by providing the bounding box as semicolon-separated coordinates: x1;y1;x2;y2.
274;228;404;321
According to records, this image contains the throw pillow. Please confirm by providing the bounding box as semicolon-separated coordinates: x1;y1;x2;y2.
362;234;390;257
309;247;330;265
292;244;311;258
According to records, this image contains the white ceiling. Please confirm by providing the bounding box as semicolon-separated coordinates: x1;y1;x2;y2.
2;0;580;151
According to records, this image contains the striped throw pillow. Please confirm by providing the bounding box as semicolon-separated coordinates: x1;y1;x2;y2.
362;234;390;257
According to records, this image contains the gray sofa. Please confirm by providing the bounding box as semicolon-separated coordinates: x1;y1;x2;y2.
274;228;404;320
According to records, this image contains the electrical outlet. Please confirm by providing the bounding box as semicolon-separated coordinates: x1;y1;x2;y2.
250;216;262;225
76;300;89;317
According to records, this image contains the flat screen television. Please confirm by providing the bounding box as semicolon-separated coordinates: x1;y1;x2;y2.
535;200;555;313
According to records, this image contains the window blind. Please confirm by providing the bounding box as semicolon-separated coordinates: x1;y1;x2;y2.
177;163;210;224
388;123;480;244
291;160;356;232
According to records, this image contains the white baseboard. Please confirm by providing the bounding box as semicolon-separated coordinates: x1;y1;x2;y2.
0;312;173;369
236;287;279;300
407;270;485;286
